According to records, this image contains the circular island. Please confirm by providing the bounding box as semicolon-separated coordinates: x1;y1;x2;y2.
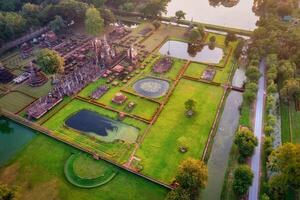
64;153;117;188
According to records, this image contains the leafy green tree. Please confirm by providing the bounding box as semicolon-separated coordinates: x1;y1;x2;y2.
189;29;201;44
225;32;237;46
101;8;115;26
21;3;41;26
175;10;186;21
246;65;261;82
234;127;258;162
174;158;208;199
141;0;168;17
184;99;196;117
85;7;104;36
232;165;254;197
209;36;216;49
36;49;64;75
166;187;190;200
196;24;205;37
268;143;300;191
280;79;300;101
56;0;89;22
177;136;190;152
243;82;258;103
49;15;66;33
278;60;296;81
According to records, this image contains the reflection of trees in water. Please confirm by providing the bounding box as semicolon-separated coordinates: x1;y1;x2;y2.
208;0;240;7
0;119;13;134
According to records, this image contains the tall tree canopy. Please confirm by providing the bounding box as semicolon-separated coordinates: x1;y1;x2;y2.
85;7;104;36
36;49;64;74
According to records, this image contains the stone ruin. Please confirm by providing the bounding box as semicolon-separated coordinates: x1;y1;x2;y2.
27;63;102;119
152;57;173;74
0;63;14;84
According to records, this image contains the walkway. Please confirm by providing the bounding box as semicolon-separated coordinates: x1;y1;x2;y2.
248;60;266;200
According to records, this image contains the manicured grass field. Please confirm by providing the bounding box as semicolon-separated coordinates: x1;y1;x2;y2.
16;80;52;98
136;79;224;183
0;91;35;113
184;62;207;79
43;99;148;163
0;134;168;200
160;59;186;80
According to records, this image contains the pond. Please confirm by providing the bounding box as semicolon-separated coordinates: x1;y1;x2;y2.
159;40;224;64
0;117;36;166
165;0;258;30
65;109;139;143
133;77;170;98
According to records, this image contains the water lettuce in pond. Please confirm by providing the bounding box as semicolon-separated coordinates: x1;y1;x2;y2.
65;110;139;143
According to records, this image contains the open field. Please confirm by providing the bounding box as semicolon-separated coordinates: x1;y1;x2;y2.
0;91;36;113
0;134;168;200
136;79;224;183
43;99;148;163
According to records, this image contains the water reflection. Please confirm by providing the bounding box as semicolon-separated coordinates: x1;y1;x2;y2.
0;119;13;134
165;0;258;30
159;40;224;64
209;0;240;7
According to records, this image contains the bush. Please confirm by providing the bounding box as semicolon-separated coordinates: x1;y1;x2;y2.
232;165;254;197
234;127;258;161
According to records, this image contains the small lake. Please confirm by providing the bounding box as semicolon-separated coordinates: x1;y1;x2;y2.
0;117;36;166
65;110;139;143
133;77;170;98
159;40;224;64
165;0;258;30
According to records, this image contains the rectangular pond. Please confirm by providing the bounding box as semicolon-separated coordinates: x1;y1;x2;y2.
65;109;139;143
0;117;36;166
159;40;224;64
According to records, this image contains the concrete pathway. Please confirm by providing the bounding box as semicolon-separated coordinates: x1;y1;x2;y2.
248;60;266;200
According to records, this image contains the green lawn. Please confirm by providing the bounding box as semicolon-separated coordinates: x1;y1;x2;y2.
0;134;168;200
43;99;148;163
289;101;300;143
16;80;52;99
184;62;207;79
239;102;252;128
136;79;224;183
0;91;35;113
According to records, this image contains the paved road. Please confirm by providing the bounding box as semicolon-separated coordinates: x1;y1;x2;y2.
248;60;266;200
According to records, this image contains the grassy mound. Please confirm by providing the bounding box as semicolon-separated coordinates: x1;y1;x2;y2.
64;153;117;188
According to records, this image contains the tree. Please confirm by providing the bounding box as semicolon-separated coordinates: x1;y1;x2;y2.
243;82;258;103
56;0;89;22
85;7;104;36
166;187;190;200
225;32;237;46
36;49;64;75
49;15;66;33
189;29;201;44
21;3;41;26
174;158;208;199
278;60;296;81
177;136;190;153
101;8;115;26
280;79;300;101
234;127;258;162
0;183;18;200
175;10;186;21
232;165;254;197
209;36;216;49
268;143;300;191
141;0;168;18
196;24;205;37
184;99;196;117
246;65;261;82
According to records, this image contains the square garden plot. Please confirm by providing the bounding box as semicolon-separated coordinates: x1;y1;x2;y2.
43;99;148;164
135;79;224;183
